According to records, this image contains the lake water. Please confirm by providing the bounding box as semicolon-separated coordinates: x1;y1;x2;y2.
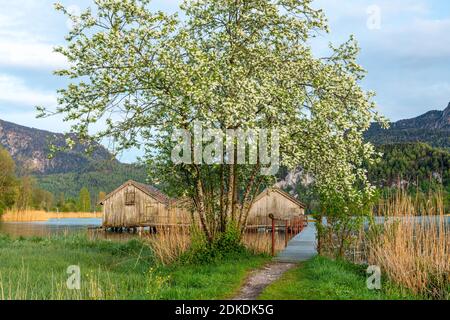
317;215;450;228
1;216;448;240
0;218;172;241
0;218;102;238
371;215;450;227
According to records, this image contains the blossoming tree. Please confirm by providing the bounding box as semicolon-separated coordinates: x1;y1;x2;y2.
39;0;385;244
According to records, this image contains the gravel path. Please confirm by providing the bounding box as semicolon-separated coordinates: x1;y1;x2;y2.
233;222;317;300
233;262;296;300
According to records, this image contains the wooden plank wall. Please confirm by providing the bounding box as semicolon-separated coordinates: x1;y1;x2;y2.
103;186;304;228
247;190;304;226
102;185;192;228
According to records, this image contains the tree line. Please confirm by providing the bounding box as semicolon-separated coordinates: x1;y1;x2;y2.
368;142;449;189
0;146;105;214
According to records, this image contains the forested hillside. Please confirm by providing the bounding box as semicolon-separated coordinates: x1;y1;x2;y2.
0;119;148;212
279;142;450;213
368;143;450;190
37;161;148;200
2;113;449;213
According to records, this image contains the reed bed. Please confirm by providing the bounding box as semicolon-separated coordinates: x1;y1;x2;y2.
143;226;284;264
364;189;449;299
144;227;192;265
243;230;286;255
1;210;102;222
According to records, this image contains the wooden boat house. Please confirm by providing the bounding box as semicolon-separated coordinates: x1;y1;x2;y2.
100;181;305;230
99;180;191;229
246;188;306;227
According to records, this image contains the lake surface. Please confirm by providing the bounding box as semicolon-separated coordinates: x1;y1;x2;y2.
317;215;450;227
371;215;450;227
1;216;448;240
0;218;166;241
0;218;102;238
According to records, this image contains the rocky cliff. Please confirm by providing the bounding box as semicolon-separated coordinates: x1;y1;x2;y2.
0;119;115;175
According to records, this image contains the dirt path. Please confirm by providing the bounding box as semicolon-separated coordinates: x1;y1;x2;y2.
233;262;296;300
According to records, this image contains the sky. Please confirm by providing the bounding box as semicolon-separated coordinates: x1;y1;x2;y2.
0;0;449;162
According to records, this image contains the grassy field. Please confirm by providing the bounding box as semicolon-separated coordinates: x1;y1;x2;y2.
0;233;269;300
260;256;419;300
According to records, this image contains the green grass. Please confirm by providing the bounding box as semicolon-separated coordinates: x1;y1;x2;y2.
260;256;419;300
0;233;269;300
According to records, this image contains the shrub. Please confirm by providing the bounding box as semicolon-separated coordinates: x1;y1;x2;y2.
179;224;246;265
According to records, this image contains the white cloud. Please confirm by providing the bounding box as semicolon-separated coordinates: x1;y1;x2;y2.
0;74;56;107
367;17;450;61
0;41;67;69
308;0;450;121
0;1;68;70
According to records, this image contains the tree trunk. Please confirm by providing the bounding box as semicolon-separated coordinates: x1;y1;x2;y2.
194;169;212;242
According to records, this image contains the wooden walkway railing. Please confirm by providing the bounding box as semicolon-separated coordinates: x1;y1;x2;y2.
248;215;308;256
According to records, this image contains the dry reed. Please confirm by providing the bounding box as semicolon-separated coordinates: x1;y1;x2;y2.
243;230;286;255
144;227;192;265
366;189;449;299
143;226;285;264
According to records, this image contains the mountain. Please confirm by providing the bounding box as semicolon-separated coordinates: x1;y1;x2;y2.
0;119;114;175
365;102;450;149
0;118;148;199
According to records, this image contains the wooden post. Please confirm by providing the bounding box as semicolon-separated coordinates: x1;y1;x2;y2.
288;220;291;241
285;220;288;247
270;215;275;257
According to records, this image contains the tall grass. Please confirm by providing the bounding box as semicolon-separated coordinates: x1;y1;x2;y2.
0;266;126;300
0;232;269;300
365;189;449;299
0;233;155;300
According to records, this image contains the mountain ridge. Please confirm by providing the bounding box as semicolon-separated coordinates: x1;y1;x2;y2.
0;118;116;175
393;102;450;130
365;102;450;149
2;102;449;176
0;118;149;199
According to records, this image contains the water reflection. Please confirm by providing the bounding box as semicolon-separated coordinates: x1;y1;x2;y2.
4;216;445;244
0;219;171;241
0;218;293;247
0;218;102;238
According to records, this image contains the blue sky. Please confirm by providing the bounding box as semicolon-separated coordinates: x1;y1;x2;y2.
0;0;449;162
